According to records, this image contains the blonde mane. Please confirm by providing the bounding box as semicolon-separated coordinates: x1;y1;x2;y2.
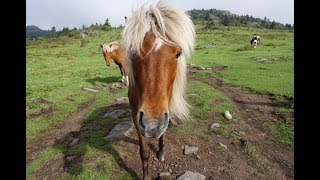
122;0;196;121
102;41;120;52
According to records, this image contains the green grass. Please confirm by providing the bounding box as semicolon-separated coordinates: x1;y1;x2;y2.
190;26;294;97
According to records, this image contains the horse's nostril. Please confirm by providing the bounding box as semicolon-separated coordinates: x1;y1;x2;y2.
139;111;145;129
159;112;170;129
164;112;169;121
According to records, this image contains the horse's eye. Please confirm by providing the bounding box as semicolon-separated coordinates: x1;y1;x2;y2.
176;51;182;59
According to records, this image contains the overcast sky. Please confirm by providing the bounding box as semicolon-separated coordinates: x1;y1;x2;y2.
26;0;294;30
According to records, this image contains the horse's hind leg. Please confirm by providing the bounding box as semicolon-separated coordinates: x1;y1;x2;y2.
118;65;126;83
157;134;165;161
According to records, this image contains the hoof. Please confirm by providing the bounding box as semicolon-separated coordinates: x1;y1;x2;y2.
157;151;165;162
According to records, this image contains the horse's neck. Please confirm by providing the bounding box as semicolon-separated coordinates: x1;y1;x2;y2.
110;48;124;64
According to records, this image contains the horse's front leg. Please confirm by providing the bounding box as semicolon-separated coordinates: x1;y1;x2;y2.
118;65;125;80
134;118;151;180
157;134;165;161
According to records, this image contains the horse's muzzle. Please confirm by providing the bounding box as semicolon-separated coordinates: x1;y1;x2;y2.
138;111;169;138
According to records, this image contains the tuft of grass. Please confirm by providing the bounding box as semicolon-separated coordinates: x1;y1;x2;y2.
266;122;294;150
26;146;63;176
69;167;111;179
243;141;273;173
175;81;235;138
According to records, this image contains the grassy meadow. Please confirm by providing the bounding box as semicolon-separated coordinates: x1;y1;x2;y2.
26;24;294;179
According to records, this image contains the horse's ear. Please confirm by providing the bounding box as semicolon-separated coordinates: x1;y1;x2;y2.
124;16;127;23
100;44;103;48
150;13;158;26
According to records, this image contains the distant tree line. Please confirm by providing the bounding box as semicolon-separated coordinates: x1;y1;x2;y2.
26;18;116;39
187;8;293;30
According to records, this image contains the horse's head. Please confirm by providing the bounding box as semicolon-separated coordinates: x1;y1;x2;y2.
122;2;195;138
100;44;112;66
131;32;182;138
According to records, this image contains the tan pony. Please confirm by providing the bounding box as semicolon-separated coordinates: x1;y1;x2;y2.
100;41;129;85
122;0;195;179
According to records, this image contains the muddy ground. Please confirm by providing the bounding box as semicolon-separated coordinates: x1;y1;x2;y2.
26;66;294;180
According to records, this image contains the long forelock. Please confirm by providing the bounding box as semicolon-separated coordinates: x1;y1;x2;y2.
122;0;196;122
102;41;120;53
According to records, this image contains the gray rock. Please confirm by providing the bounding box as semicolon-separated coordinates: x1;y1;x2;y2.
205;44;216;49
104;121;133;139
176;171;206;180
256;57;271;63
116;96;129;103
224;111;232;120
82;87;99;93
219;142;228;150
159;172;171;177
210;123;221;130
110;82;124;89
68;138;79;147
197;67;205;70
184;146;199;155
102;109;126;119
66;155;76;161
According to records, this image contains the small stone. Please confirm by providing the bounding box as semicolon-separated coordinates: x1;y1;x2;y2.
116;96;128;102
176;171;206;180
68;138;79;147
153;156;159;162
159;172;171;177
184;146;199;155
219;142;228;150
66;156;76;161
224;111;232;120
82;87;99;93
210;123;221;130
169;169;173;173
196;155;201;159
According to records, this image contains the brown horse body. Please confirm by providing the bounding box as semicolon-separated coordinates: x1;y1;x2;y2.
122;1;195;179
100;41;129;85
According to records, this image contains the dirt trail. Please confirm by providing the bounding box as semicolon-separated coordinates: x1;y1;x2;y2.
26;99;95;164
27;66;293;179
